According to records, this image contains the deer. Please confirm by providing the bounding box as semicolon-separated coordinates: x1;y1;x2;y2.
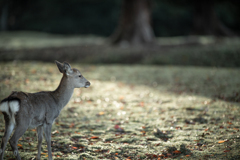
0;61;90;160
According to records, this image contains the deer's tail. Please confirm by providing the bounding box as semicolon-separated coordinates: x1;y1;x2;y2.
0;100;20;124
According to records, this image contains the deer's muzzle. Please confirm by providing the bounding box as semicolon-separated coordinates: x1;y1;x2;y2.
85;81;90;88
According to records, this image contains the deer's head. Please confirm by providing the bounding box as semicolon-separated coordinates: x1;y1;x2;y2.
55;60;90;88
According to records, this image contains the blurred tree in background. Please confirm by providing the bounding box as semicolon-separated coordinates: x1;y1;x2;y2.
192;0;234;36
165;0;237;36
111;0;155;46
0;0;31;31
0;0;239;37
0;0;121;35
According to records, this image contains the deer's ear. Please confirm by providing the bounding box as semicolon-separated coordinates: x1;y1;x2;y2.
55;60;65;73
55;60;73;75
63;62;73;75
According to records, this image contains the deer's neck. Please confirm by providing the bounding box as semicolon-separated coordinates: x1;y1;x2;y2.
53;75;74;109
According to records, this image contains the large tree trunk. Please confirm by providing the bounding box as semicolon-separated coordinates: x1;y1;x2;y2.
192;0;234;36
111;0;155;46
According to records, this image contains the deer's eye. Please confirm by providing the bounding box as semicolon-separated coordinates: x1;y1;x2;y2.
79;75;82;78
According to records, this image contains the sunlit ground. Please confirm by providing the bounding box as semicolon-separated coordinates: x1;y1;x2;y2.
0;62;239;159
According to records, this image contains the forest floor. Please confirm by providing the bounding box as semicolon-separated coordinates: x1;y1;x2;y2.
0;62;239;159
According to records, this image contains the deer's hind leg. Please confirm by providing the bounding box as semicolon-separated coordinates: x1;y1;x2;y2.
0;113;15;160
9;117;30;160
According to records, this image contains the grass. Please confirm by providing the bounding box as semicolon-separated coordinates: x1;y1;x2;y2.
1;31;240;67
0;61;240;159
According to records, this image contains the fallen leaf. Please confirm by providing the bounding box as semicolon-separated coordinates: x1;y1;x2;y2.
197;143;203;146
119;96;124;100
224;150;230;152
71;146;78;150
114;125;120;129
218;140;225;143
139;102;144;107
175;126;182;130
31;69;37;74
98;111;105;115
173;150;181;154
25;79;30;84
75;131;81;134
153;154;158;158
186;155;191;157
115;125;123;131
69;122;75;128
17;144;22;147
87;100;92;103
91;136;99;139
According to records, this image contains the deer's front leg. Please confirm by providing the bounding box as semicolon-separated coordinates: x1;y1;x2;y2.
36;126;43;160
44;124;53;160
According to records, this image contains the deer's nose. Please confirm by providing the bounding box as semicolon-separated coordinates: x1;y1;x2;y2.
85;81;90;88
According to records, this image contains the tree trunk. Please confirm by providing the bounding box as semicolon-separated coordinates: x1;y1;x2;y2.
192;0;234;36
111;0;155;46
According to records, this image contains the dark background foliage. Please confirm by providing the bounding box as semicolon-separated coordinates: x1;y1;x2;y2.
2;0;240;36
